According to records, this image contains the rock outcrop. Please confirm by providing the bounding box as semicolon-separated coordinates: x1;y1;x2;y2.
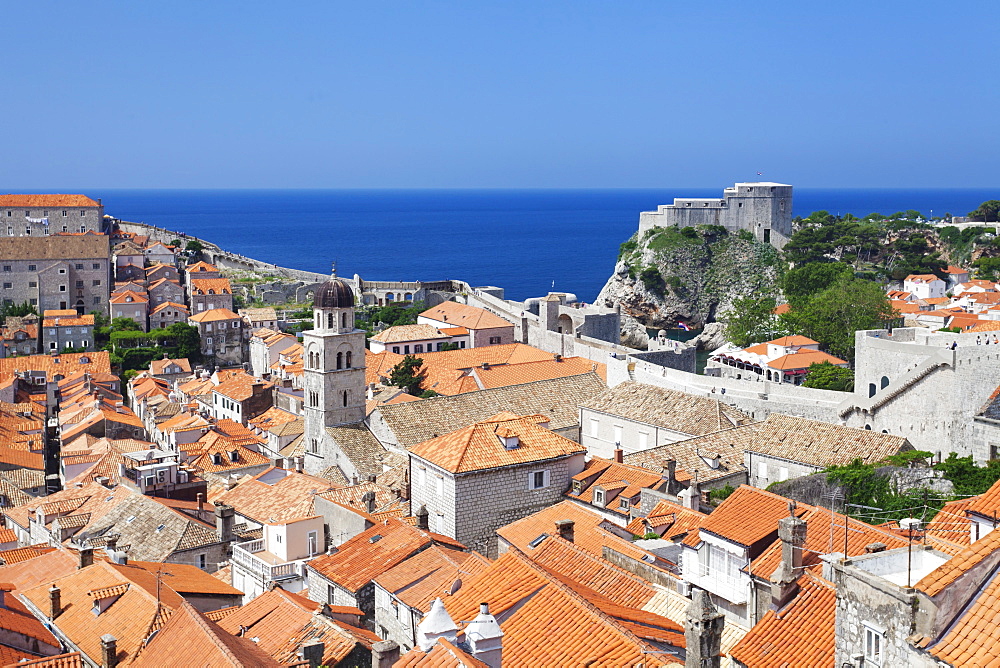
597;226;784;339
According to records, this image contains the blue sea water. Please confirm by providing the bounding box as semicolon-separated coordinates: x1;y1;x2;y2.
80;188;1000;302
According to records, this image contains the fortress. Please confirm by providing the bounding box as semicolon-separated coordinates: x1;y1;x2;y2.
638;181;793;248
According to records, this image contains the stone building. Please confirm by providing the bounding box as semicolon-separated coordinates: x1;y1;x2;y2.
638;182;793;248
408;412;587;557
417;301;515;348
0;234;111;315
40;310;95;352
300;276;369;477
109;290;149;330
188;308;246;366
148;301;189;330
188;277;234;313
0;194;106;236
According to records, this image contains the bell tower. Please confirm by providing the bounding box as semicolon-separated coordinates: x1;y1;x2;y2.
302;274;366;461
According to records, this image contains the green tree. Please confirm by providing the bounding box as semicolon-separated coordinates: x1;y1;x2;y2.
969;200;1000;223
185;239;204;253
388;355;426;396
802;361;855;392
111;317;142;332
781;262;854;305
0;301;38;320
170;239;182;247
724;295;781;348
780;277;897;361
166;322;202;360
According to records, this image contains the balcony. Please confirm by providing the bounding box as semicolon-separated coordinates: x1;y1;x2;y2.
231;538;305;582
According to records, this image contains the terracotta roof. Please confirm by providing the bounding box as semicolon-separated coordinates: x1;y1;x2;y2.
497;500;656;565
730;574;835;668
395;638;490;667
149;301;189;316
376;373;606;451
926;563;1000;666
582;381;750;436
624;499;706;542
191;439;270;473
212;372;270;402
440;550;685;667
0;195;99;207
409;412;585;474
566;458;664;514
0;352;110;382
190;278;233;295
768;349;847;370
767;335;819;346
149;357;192;375
623;426;750;485
474;356;607;388
924;498;973;546
943;266;969;274
213;468;338;525
214;587;372;666
126;600;280;667
0;548;77;592
22;561;187;665
419;301;513;330
683;485;806;550
743;413;910;468
186;261;218;273
968;320;1000;333
748;507;907;579
0;544;55;566
375;546;491;611
308;518;466;593
128;561;242;597
372;324;450;343
1;653;84;668
42;314;94;328
916;526;1000;596
906;274;941;282
189;308;241;323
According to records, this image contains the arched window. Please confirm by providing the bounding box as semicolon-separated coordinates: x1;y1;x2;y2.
327;312;334;329
342;390;348;407
336;352;343;370
346;351;352;368
880;376;890;389
315;313;320;328
341;312;347;329
869;383;877;398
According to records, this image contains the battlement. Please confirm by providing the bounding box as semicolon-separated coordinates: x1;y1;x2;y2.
638;182;793;249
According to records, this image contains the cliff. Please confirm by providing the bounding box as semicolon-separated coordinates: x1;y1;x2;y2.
596;225;784;347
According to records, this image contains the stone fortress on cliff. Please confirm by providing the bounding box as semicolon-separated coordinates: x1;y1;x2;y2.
638;181;793;248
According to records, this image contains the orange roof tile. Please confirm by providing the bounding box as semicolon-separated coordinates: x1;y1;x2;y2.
730;574;835;668
566;457;664;514
126;600;280;667
624;499;707;542
964;476;1000;519
189;308;241;323
212;468;337;524
186;261;219;273
109;290;148;305
128;561;243;597
148;301;188;316
915;525;1000;596
683;485;806;549
0;352;110;382
926;564;1000;666
0;195;99;207
408;413;585;474
308;518;466;593
441;550;684;667
768;350;847;370
374;546;491;611
190;278;233;295
767;335;819;346
1;653;84;668
395;638;490;667
419;301;513;331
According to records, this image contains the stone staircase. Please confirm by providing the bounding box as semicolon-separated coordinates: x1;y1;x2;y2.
838;349;953;418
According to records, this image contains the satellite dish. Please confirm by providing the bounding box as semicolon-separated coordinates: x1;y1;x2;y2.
448;578;462;595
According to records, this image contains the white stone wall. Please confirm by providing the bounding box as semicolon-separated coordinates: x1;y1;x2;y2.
579;407;697;460
744;452;819;488
410;452;586;557
373;584;420;651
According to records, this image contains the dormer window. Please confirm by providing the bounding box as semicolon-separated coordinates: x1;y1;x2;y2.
572;480;582;494
593;488;605;505
619;498;630;510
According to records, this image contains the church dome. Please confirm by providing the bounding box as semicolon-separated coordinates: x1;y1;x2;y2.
315;278;354;308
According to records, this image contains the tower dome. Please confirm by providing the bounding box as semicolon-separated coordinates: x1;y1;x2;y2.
315;278;354;308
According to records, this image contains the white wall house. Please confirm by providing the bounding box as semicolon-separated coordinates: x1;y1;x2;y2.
903;274;946;300
230;514;322;601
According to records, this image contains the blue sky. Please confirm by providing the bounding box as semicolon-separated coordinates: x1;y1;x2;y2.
3;1;998;189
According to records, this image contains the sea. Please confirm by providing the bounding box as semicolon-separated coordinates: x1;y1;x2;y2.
67;188;999;303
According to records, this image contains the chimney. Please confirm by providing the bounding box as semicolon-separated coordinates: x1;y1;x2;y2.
101;634;118;668
78;547;94;569
295;456;304;473
684;587;724;668
301;641;324;668
416;504;429;531
272;456;284;469
613;447;623;464
865;542;887;554
415;598;458;652
663;458;678;495
197;493;205;522
769;508;807;610
371;640;400;668
49;585;61;619
554;519;575;543
464;602;503;668
362;491;376;514
679;472;700;511
215;503;235;543
0;583;12;609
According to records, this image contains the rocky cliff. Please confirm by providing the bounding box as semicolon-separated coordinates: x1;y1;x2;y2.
596;225;784;348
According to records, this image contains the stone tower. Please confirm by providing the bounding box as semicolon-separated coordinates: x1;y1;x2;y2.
684;586;724;668
302;275;366;458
